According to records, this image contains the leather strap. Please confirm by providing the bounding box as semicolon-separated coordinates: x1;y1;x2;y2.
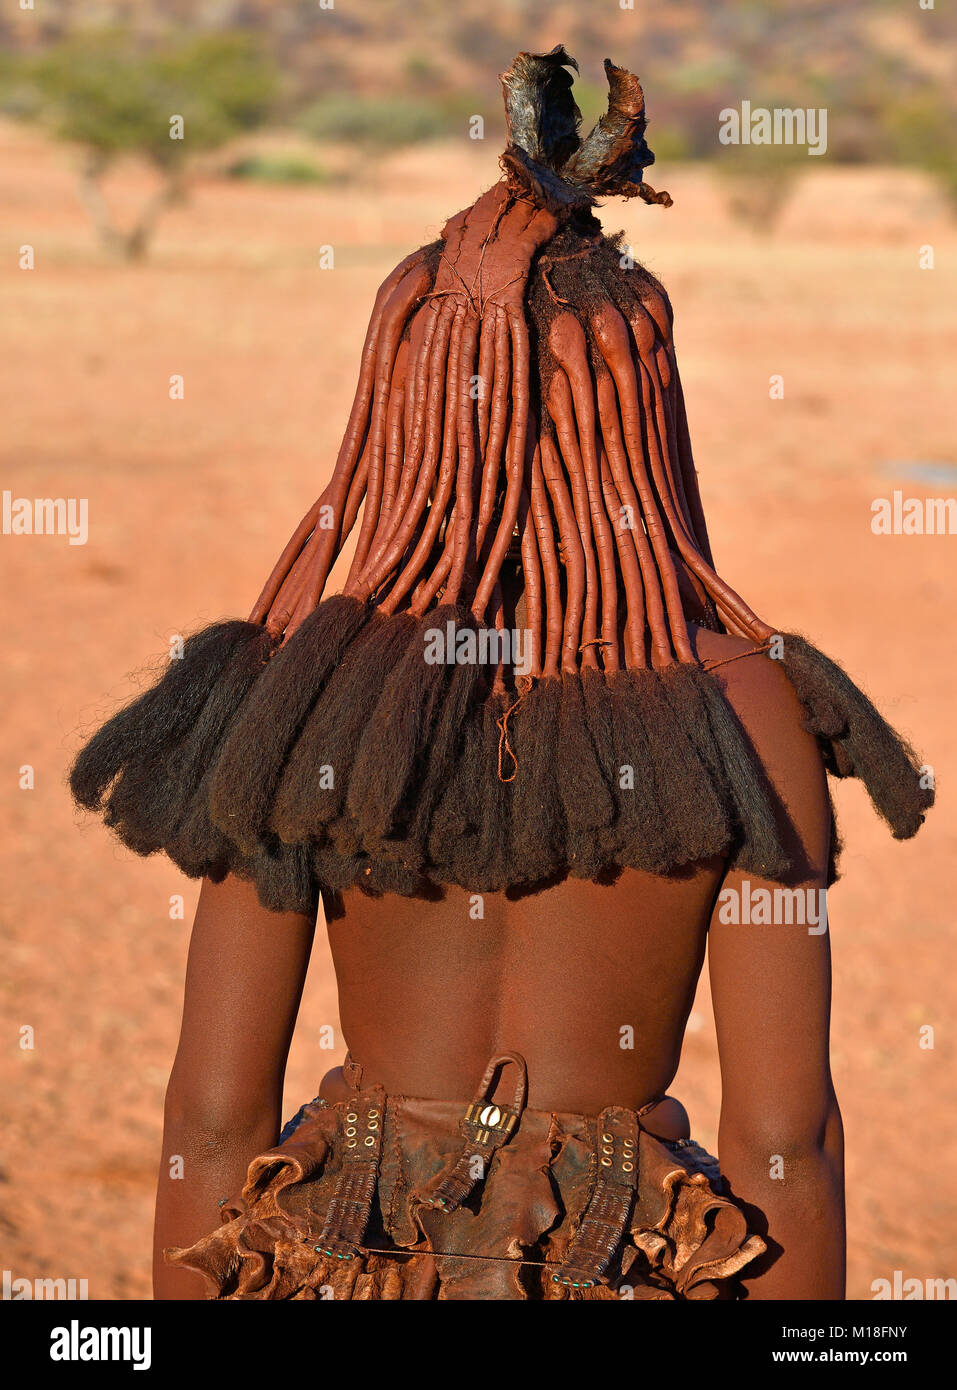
553;1105;640;1289
343;1051;364;1089
314;1084;385;1260
416;1051;528;1213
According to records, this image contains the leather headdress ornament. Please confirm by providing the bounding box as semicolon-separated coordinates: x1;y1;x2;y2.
71;49;932;912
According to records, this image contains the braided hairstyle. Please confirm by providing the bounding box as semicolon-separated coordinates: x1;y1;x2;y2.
70;48;932;912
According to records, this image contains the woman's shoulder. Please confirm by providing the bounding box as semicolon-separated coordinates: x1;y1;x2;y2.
688;624;832;878
689;625;809;723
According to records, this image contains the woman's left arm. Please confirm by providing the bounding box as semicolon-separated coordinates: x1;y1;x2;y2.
153;873;318;1299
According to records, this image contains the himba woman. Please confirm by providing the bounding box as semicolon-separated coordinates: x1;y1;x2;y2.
71;49;932;1300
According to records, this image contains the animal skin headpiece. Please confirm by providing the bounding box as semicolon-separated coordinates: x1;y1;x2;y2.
71;50;932;911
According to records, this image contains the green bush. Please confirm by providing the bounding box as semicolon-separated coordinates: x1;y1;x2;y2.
227;153;328;185
403;52;439;84
297;94;451;149
882;94;957;204
645;124;692;163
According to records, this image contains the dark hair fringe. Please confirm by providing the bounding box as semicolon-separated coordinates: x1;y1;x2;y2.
101;626;276;858
208;595;369;855
779;634;933;840
69;621;266;815
68;601;933;914
271;609;417;847
345;605;482;854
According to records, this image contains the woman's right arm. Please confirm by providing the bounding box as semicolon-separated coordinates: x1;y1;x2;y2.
707;647;845;1299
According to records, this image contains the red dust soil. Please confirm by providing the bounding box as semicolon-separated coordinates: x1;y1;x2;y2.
1;124;954;1299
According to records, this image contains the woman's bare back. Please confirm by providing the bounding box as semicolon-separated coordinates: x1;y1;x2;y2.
324;863;720;1116
318;626;831;1120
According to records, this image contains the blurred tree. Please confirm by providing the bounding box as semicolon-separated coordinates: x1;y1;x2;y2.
18;29;278;259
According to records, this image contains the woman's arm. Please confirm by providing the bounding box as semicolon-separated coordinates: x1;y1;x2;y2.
706;645;845;1299
153;873;317;1299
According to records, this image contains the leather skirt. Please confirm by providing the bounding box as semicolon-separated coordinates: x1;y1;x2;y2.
165;1052;766;1300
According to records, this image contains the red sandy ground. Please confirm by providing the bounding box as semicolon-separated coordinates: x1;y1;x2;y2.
1;124;954;1299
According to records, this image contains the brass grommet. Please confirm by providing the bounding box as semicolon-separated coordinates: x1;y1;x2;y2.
601;1132;613;1143
600;1157;612;1167
346;1139;357;1148
368;1109;379;1119
345;1126;356;1137
368;1121;379;1130
622;1161;634;1172
364;1136;375;1146
345;1113;358;1122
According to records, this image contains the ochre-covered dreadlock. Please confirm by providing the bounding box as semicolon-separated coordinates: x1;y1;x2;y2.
70;48;933;913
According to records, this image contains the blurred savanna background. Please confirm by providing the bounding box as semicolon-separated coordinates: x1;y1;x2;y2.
1;0;954;1299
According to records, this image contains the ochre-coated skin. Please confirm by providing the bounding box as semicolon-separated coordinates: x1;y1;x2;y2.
154;624;844;1301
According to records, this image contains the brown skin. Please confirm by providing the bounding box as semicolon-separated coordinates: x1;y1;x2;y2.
153;882;316;1300
154;624;843;1300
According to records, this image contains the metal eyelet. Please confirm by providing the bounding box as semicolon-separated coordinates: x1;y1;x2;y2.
622;1161;634;1172
364;1136;375;1146
368;1109;379;1119
345;1126;356;1137
600;1157;612;1167
345;1112;358;1122
346;1139;357;1148
601;1132;613;1143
